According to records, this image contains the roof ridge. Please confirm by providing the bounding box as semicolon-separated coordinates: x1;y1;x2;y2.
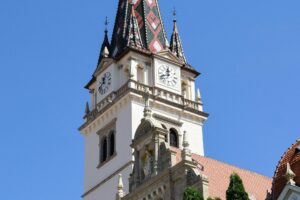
192;154;272;180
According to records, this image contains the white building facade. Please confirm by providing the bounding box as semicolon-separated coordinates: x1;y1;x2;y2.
79;1;208;199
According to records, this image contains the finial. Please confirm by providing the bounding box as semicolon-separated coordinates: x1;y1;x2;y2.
102;46;110;57
196;88;202;102
143;88;152;118
183;131;189;148
116;174;124;200
85;102;90;115
182;131;192;161
285;163;296;186
118;174;124;190
165;38;170;48
173;8;177;22
104;16;109;32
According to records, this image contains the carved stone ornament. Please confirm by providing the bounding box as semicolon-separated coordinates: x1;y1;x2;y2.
285;163;296;186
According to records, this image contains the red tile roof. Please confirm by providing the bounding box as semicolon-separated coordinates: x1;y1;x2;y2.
172;148;272;200
193;155;272;200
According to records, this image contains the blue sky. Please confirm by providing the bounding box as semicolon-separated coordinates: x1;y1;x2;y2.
0;0;300;199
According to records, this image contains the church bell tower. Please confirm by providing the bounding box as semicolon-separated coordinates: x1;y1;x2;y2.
79;1;208;199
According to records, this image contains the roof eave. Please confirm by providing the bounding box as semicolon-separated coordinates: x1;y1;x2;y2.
84;76;96;90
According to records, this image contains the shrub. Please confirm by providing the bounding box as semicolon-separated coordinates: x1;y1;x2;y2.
226;173;249;200
183;187;204;200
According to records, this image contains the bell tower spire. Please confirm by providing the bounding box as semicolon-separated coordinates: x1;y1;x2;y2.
110;0;168;57
125;3;144;49
170;9;186;63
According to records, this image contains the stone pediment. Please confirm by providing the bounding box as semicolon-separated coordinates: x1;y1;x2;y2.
93;57;115;77
154;50;184;66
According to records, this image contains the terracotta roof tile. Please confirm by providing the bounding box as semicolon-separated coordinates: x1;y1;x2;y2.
171;148;272;200
272;139;300;199
193;154;272;200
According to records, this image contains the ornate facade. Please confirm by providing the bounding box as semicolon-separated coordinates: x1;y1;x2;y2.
79;1;299;200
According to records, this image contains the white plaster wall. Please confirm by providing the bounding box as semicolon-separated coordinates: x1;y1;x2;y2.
118;64;129;88
83;166;132;200
181;118;204;156
190;80;196;101
83;100;133;193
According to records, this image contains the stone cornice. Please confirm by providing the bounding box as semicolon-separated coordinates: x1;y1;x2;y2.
153;113;183;127
96;118;117;136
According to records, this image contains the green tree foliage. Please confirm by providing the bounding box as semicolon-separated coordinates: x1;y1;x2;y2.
183;187;204;200
226;173;250;200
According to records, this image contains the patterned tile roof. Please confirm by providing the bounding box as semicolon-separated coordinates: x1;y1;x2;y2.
170;19;186;63
171;148;272;200
272;139;300;199
110;0;168;58
125;5;144;49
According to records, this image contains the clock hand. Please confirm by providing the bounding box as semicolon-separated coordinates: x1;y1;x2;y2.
160;74;166;79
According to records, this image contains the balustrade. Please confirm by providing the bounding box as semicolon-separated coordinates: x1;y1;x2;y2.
86;80;203;124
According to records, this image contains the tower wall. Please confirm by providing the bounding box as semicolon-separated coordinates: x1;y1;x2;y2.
83;97;134;199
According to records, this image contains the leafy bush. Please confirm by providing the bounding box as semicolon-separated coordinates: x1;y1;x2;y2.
183;187;204;200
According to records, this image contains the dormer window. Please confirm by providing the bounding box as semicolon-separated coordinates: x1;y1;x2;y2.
170;128;179;148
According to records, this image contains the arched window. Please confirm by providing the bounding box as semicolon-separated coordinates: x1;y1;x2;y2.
109;131;115;157
169;128;179;148
101;137;108;162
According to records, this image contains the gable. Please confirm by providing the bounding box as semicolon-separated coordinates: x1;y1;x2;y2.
278;185;300;200
155;50;183;65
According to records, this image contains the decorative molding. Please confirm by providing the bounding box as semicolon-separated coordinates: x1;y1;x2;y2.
81;161;133;198
153;113;183;127
79;80;208;132
94;58;116;77
96;118;117;136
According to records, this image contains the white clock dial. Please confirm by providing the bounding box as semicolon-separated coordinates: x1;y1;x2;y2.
158;65;178;87
98;72;112;95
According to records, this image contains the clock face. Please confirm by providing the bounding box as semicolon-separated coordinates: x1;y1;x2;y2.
98;72;112;95
158;65;178;87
